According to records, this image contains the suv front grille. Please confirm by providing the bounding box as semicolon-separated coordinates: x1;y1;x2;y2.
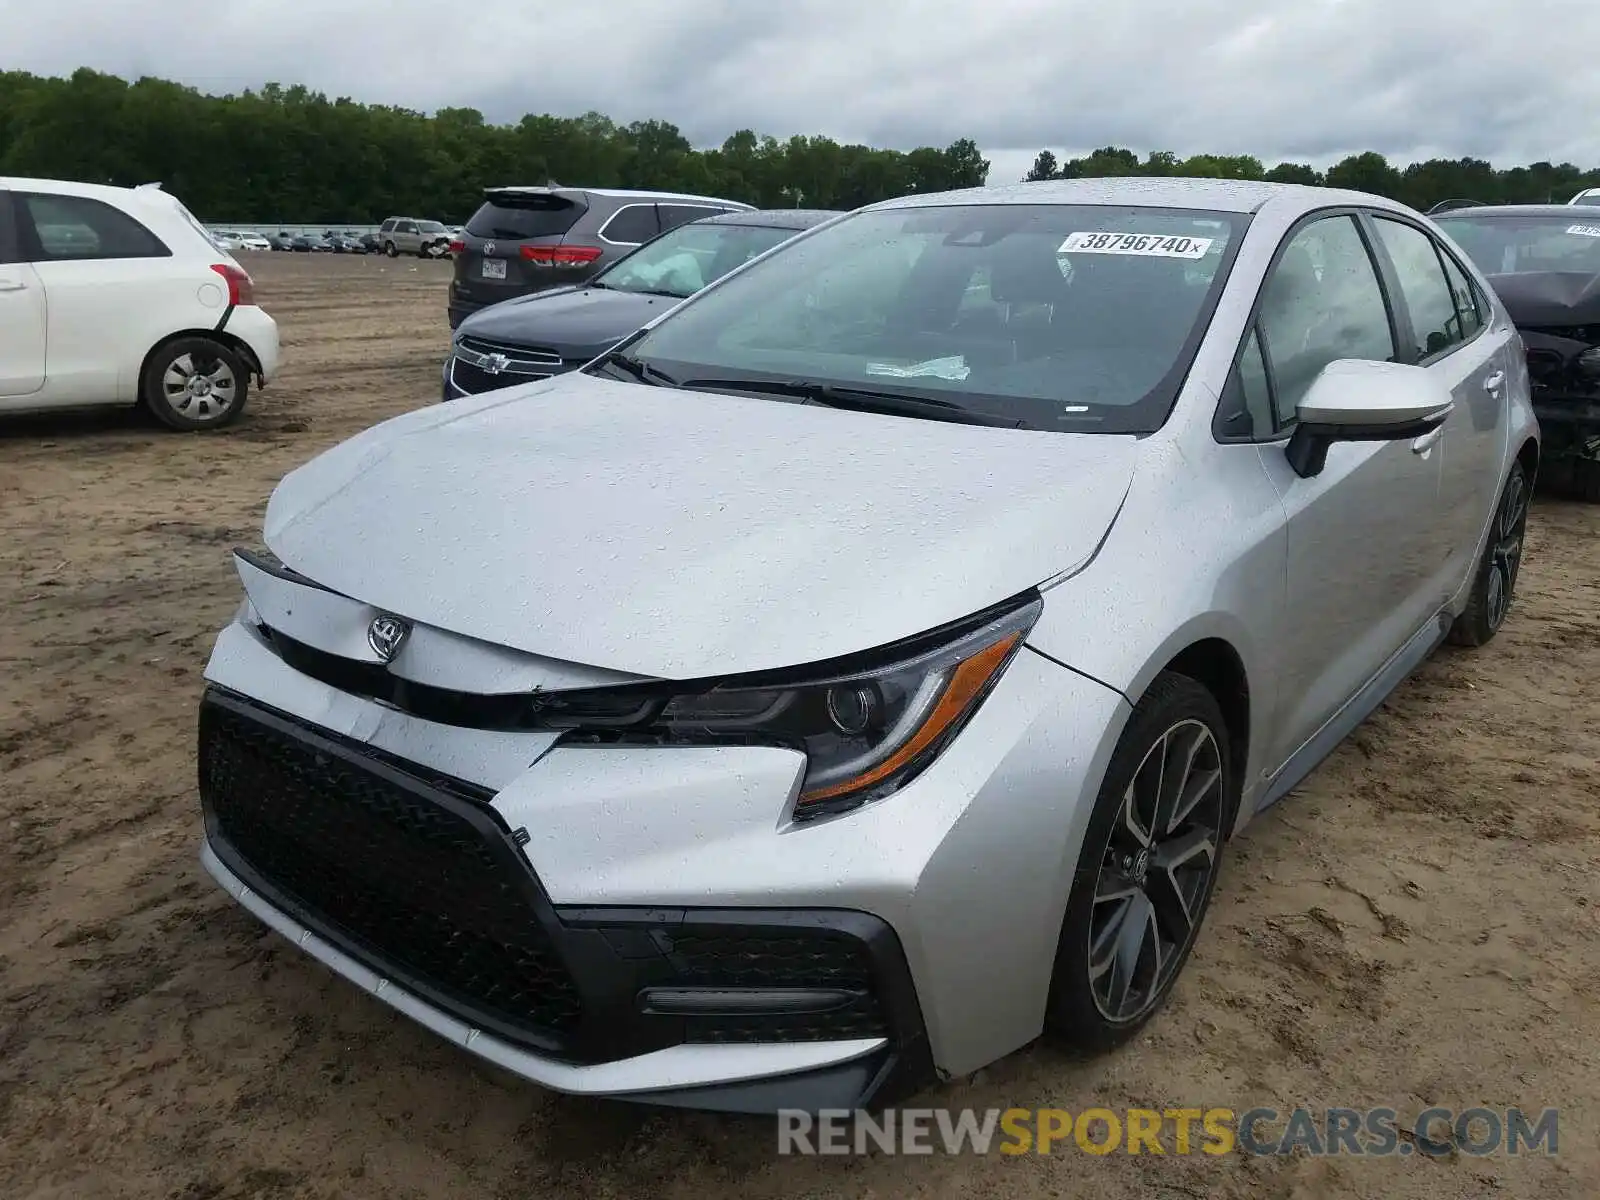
199;696;584;1046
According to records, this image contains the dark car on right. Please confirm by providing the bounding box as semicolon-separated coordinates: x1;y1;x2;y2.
1436;204;1600;499
447;185;754;329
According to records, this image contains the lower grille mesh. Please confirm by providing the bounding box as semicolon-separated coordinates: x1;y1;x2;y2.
199;700;583;1040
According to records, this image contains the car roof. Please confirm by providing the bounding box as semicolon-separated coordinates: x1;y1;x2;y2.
864;176;1418;218
694;208;842;229
484;185;753;209
1433;203;1590;219
0;175;157;202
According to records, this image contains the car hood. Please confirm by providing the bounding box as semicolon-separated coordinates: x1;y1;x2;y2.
262;375;1138;679
1486;271;1600;328
459;286;680;354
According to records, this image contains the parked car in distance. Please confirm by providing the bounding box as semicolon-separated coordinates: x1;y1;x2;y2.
198;178;1536;1113
443;209;840;399
290;233;331;253
0;176;278;429
211;230;244;251
377;217;452;259
1434;203;1600;498
324;234;367;254
358;232;382;254
447;186;755;328
235;231;273;251
268;232;296;251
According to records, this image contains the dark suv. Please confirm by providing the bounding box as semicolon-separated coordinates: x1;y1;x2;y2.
447;186;753;328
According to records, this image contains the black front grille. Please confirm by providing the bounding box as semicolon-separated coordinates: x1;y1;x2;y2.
448;357;556;396
457;335;563;366
666;929;888;1043
199;696;583;1045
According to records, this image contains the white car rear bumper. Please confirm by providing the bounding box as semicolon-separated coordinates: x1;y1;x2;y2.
227;306;280;383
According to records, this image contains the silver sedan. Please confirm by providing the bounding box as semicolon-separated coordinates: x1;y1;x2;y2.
197;178;1537;1113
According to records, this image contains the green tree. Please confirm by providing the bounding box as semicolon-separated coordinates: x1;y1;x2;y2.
1325;151;1403;198
1025;149;1059;181
5;69;1600;220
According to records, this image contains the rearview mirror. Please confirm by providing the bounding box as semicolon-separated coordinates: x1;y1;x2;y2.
1285;359;1454;479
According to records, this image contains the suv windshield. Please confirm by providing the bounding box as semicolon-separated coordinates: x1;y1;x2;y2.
1438;214;1600;275
611;203;1246;433
597;221;800;299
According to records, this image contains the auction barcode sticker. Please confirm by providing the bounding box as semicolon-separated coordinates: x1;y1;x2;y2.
1059;231;1214;259
1566;224;1600;238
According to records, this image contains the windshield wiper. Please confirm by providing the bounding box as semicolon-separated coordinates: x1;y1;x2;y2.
593;348;680;387
626;286;694;299
677;377;1025;429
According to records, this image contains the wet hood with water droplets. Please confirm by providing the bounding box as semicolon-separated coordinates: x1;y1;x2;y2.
262;374;1138;679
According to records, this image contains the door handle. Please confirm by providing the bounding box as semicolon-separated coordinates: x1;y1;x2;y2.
1483;370;1505;393
1411;425;1445;454
0;279;27;292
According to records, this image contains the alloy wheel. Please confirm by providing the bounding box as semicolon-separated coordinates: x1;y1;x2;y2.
1088;718;1224;1022
1486;468;1529;630
162;352;238;423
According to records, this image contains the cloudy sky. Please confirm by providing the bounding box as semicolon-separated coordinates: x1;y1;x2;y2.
5;0;1599;180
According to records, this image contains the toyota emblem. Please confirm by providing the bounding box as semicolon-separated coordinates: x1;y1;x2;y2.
367;614;411;662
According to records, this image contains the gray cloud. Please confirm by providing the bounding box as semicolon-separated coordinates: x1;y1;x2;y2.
5;0;1599;178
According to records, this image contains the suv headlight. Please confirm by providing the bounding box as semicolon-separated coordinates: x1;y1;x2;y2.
535;595;1042;818
1577;347;1600;379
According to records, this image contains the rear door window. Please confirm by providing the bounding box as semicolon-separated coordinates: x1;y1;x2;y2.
1438;250;1485;339
19;193;171;261
467;193;585;240
658;204;726;232
600;204;662;245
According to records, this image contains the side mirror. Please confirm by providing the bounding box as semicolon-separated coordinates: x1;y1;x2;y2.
1285;359;1454;479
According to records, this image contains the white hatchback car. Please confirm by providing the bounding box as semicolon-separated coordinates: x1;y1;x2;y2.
0;178;280;430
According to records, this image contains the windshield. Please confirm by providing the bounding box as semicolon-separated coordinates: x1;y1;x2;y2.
613;203;1246;433
597;221;801;298
1438;215;1600;275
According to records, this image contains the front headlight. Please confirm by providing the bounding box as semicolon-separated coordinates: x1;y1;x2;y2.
1577;346;1600;379
535;595;1042;818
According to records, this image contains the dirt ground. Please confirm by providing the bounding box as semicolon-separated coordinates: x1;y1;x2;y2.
2;252;1597;1200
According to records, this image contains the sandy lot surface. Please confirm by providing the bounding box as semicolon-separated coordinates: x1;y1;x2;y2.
2;252;1597;1200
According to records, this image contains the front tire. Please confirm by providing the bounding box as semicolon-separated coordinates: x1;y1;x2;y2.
384;241;398;258
140;337;250;431
1044;672;1233;1054
1449;461;1530;648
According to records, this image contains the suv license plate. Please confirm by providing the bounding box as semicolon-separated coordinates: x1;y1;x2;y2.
481;258;507;280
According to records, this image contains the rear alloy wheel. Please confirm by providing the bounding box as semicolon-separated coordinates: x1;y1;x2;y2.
1046;672;1231;1053
1449;461;1529;647
141;337;249;431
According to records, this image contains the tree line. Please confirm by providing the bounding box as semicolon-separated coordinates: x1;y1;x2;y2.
1023;147;1598;210
2;69;1594;224
0;69;989;222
